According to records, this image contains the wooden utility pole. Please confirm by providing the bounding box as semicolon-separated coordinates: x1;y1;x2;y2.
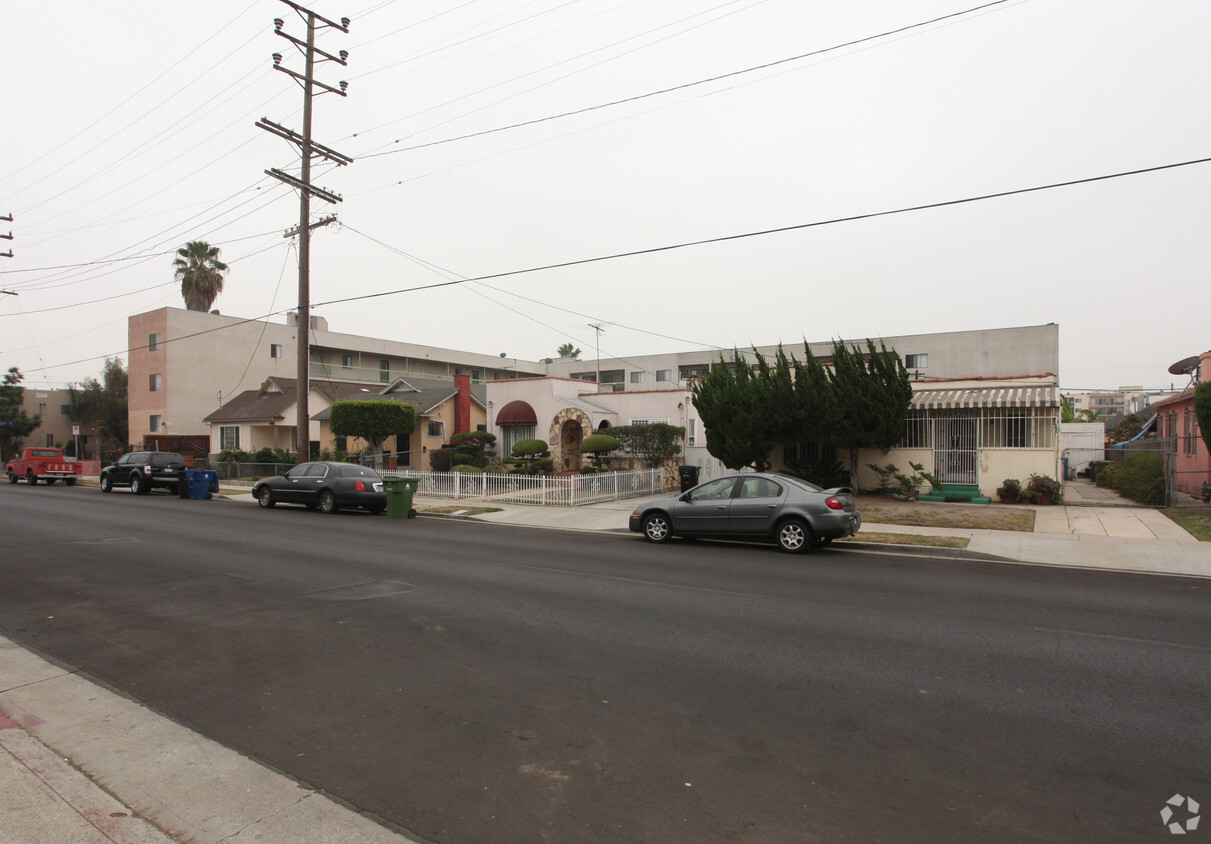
261;0;350;463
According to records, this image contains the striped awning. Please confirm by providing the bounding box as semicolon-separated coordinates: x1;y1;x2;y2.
910;386;1059;410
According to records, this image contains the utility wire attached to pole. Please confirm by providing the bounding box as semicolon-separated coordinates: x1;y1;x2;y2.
1;213;13;259
260;0;351;464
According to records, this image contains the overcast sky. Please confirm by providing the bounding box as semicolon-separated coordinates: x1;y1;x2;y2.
2;0;1207;394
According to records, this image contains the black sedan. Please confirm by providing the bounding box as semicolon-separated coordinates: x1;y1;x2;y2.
252;461;386;514
629;473;861;553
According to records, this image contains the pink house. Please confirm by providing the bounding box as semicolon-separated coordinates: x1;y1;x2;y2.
1148;350;1211;500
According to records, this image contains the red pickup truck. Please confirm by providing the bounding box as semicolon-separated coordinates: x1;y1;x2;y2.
5;447;82;485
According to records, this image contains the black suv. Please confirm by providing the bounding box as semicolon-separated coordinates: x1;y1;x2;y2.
99;451;187;495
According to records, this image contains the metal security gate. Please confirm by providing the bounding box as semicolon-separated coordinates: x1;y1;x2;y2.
933;416;977;485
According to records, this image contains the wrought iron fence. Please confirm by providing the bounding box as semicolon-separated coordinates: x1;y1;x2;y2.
387;468;669;506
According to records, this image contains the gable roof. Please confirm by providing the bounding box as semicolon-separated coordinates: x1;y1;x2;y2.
205;377;387;423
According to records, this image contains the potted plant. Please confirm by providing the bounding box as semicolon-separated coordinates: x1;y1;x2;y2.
996;478;1021;504
1027;473;1062;505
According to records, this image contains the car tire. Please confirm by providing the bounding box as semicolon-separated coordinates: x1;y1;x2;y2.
7;470;17;484
319;490;339;514
776;518;811;554
65;478;76;486
130;473;147;495
257;488;275;508
26;470;36;485
46;478;57;485
100;474;113;493
641;512;673;543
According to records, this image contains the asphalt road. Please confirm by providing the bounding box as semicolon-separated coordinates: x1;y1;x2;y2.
1;482;1208;843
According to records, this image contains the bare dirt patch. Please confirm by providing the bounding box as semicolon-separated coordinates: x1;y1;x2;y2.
855;495;1035;532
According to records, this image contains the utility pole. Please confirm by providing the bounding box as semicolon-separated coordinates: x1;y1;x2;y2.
589;323;605;390
261;0;350;464
1;213;13;259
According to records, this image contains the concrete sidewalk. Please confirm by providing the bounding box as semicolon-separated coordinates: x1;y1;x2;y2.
5;484;1208;843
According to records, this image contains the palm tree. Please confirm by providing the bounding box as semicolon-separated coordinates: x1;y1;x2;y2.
557;343;581;359
174;240;229;312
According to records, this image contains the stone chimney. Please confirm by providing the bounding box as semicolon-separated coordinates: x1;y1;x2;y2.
454;372;471;435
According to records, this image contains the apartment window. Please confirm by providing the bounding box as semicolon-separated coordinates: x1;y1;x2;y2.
148;333;162;352
271;344;283;358
149;373;162;392
656;369;672;382
630;371;646;384
380;359;390;382
905;354;928;369
687;418;697;446
149;414;162;432
220;426;240;450
471;369;482;382
342;354;353;368
679;364;708;380
427;420;445;439
38;403;46;416
571;372;596;382
46;433;55;447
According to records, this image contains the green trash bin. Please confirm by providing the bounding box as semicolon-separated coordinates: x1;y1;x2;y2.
383;476;419;519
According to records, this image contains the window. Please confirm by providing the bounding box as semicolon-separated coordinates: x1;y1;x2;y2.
271;343;283;358
149;373;162;392
571;372;596;382
628;417;670;426
342;354;353;368
902;411;930;448
679;364;708;380
149;415;162;432
220;426;239;450
380;359;390;382
905;354;928;369
688;418;697;446
427;420;445;439
334;435;347;451
38;403;46;416
656;369;672;382
471;369;481;382
599;370;624;385
630;371;646;384
500;425;536;456
46;433;55;447
148;333;162;352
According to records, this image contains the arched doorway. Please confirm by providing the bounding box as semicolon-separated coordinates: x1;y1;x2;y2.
559;419;583;471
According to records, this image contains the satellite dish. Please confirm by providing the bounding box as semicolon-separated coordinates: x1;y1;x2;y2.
1168;355;1199;375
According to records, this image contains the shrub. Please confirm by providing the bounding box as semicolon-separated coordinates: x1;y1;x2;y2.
1027;473;1062;503
579;433;620;470
429;447;455;472
450;431;496;468
1115;452;1165;506
450;464;481;473
1097;461;1121;489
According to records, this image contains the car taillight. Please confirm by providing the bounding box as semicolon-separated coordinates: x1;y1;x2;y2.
143;465;153;475
355;480;367;491
825;496;843;510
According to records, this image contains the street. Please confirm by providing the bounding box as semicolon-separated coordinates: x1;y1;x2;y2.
1;482;1208;843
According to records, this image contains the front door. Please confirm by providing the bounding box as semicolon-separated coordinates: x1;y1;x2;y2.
933;416;977;485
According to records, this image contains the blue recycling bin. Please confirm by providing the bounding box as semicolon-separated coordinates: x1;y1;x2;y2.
186;469;218;500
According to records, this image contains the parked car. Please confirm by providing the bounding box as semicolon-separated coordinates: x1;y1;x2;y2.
252;461;386;514
5;446;81;485
629;473;861;553
99;451;187;495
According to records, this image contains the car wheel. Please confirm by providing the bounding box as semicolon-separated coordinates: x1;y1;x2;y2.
7;470;17;484
65;478;76;486
130;473;147;495
46;478;57;485
776;518;811;554
642;512;673;543
26;470;36;485
100;474;113;493
257;487;275;508
319;490;339;514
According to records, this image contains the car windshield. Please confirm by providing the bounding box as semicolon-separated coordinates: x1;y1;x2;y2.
339;465;380;479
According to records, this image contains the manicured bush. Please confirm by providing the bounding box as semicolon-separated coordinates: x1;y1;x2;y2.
450;464;481;473
429;447;455;472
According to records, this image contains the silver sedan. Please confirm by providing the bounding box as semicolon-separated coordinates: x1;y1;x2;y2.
629;473;861;553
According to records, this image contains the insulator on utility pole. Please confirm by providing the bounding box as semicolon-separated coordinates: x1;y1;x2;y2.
261;0;351;463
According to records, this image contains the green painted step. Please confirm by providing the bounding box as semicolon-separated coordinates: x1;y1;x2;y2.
918;484;990;504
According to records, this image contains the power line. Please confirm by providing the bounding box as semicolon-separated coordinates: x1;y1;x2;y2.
358;0;1011;159
318;155;1211;309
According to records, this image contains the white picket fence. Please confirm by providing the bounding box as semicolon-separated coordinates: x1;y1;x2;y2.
388;468;668;506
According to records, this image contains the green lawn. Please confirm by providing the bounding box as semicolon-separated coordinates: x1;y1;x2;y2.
1164;509;1211;542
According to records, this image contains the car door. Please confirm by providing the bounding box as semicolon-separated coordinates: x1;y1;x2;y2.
294;462;330;507
276;463;318;504
672;476;739;535
728;476;786;535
